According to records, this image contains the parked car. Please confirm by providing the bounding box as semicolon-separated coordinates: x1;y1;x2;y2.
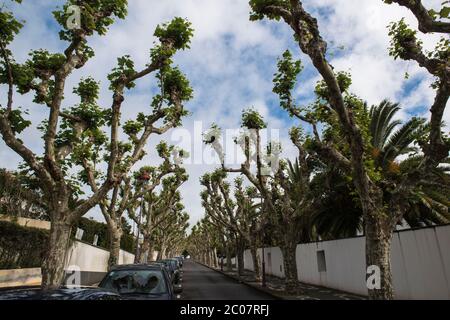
174;256;184;268
0;286;121;300
98;264;180;300
156;259;182;292
171;257;182;269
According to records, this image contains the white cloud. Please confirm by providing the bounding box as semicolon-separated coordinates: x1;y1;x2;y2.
0;0;447;230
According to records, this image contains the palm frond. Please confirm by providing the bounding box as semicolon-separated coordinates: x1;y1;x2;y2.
382;117;424;164
370;100;401;149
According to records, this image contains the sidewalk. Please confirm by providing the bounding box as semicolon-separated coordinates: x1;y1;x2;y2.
210;266;366;300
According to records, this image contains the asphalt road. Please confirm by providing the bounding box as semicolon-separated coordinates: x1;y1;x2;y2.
180;260;273;300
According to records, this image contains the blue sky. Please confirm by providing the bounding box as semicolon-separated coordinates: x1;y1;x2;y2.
0;0;447;229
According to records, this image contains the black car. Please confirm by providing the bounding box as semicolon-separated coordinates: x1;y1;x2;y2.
170;258;182;270
156;260;182;290
0;286;121;300
157;260;181;280
98;264;180;300
174;256;184;268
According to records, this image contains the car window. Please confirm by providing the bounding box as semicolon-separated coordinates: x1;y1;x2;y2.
99;270;167;295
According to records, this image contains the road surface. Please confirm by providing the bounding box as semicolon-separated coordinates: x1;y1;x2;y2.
181;260;273;300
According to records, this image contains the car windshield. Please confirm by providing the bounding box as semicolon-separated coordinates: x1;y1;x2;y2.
100;270;167;295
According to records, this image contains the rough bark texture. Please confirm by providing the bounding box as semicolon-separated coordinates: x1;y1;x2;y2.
226;244;233;271
250;245;261;281
213;248;219;268
280;244;299;295
139;236;151;264
41;217;72;290
107;221;123;269
364;206;395;299
236;239;245;276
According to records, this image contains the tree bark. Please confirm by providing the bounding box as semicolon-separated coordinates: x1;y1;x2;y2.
365;211;394;299
225;243;233;271
250;245;261;281
41;217;72;290
280;243;299;295
206;249;212;266
159;245;166;260
107;222;123;269
235;238;245;276
213;248;219;268
139;236;150;264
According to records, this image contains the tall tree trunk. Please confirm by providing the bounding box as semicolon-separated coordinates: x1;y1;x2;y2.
250;245;261;281
226;243;232;271
210;249;215;267
147;243;154;262
235;238;245;276
358;184;396;300
365;211;394;299
160;242;167;260
206;249;212;267
41;216;72;290
107;221;122;269
213;248;218;268
134;236;141;263
280;242;299;295
139;236;150;264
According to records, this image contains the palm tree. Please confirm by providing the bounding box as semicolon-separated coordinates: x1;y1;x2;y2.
369;99;425;172
312;100;449;239
369;100;449;226
311;167;363;239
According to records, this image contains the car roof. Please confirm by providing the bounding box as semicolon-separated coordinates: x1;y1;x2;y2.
109;264;164;271
0;287;120;300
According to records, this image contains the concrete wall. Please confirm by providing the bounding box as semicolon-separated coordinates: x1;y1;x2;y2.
243;247;285;278
64;241;135;285
243;224;450;300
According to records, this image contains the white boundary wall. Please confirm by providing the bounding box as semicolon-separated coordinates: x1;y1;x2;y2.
0;241;136;288
65;241;135;272
243;224;450;299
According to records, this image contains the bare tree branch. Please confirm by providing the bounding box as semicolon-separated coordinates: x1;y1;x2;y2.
387;0;450;33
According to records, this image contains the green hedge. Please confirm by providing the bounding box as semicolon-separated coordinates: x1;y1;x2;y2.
0;221;48;269
0;218;135;270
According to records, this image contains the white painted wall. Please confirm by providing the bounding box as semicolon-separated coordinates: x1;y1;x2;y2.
243;248;285;277
243;224;450;300
1;241;136;288
65;241;135;272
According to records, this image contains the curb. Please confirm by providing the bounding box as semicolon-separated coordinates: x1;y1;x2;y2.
195;261;285;300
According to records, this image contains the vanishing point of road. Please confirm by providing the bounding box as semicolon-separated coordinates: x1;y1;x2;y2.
181;260;273;300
